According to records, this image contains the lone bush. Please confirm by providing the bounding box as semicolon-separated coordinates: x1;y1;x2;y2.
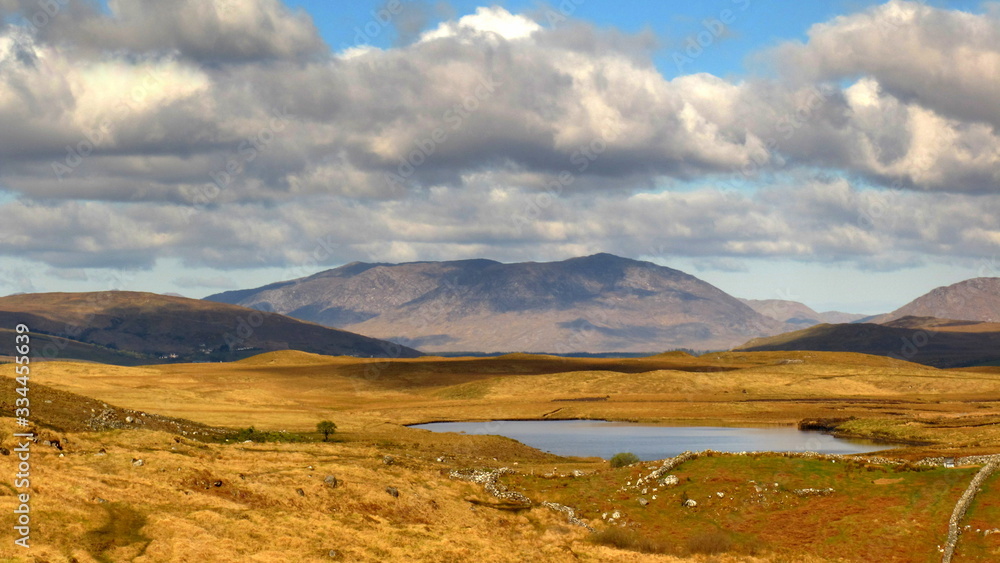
609;452;640;468
317;420;337;442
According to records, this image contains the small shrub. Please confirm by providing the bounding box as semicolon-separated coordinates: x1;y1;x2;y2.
687;530;733;555
316;420;337;442
590;527;669;554
609;452;640;468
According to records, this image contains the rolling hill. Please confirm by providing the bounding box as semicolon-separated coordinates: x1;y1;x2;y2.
873;277;1000;323
0;291;421;364
735;316;1000;368
206;253;784;353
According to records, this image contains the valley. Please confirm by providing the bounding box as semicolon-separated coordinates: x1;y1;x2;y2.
3;350;1000;561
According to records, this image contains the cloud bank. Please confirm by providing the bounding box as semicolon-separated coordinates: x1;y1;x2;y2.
0;0;997;281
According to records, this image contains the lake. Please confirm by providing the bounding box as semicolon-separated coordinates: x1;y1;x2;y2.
410;419;895;460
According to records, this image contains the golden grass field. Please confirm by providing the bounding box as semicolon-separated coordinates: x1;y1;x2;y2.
2;350;1000;561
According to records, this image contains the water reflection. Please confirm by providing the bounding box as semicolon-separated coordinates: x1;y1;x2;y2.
410;419;895;461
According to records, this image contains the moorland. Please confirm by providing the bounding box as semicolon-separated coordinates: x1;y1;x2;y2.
3;349;1000;562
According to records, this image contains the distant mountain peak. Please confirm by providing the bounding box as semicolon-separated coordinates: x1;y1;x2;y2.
875;277;1000;324
206;255;783;353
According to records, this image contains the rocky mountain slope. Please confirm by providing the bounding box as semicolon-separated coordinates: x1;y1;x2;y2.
874;278;1000;323
207;254;784;353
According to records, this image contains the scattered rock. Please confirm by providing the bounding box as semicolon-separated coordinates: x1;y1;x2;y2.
572;470;586;477
125;416;134;423
385;486;399;498
324;475;339;488
213;480;223;487
793;488;835;497
132;458;144;467
683;499;697;508
659;475;679;487
296;488;305;497
382;455;395;466
95;497;107;504
638;498;649;507
716;492;725;498
0;447;9;456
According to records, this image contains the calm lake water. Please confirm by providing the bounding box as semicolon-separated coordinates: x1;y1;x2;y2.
410;420;895;460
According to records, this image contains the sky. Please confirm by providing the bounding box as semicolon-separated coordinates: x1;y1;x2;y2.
0;0;998;314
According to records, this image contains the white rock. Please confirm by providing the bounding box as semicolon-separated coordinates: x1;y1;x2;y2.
683;499;697;508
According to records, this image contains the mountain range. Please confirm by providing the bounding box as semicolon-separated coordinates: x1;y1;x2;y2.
0;291;419;364
739;299;868;326
4;256;996;366
737;316;1000;368
207;253;785;353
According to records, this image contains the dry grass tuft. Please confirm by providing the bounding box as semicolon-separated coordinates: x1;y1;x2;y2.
686;529;735;555
590;526;671;554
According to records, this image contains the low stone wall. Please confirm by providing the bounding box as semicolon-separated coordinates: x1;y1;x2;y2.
941;459;1000;563
449;467;531;504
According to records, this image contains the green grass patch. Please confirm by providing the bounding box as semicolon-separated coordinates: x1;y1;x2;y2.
220;426;315;443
